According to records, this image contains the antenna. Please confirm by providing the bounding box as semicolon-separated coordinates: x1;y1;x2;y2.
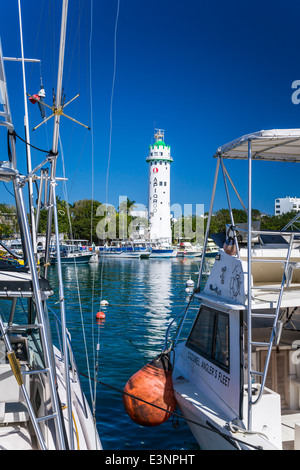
154;128;165;141
27;92;90;132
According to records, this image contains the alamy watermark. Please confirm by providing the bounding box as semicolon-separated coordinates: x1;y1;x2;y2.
95;195;204;243
291;80;300;104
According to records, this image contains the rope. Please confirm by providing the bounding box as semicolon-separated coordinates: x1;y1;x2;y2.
13;130;52;154
59;134;94;407
78;371;262;451
94;0;120;423
88;0;98;424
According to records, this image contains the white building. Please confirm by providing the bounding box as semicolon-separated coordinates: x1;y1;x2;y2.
274;196;300;215
147;129;173;243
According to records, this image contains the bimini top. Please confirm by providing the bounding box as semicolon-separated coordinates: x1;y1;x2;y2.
214;129;300;162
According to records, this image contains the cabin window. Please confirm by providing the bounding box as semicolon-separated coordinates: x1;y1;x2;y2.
186;305;229;372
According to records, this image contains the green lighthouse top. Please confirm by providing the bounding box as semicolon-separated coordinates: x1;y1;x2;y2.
149;140;170;149
146;129;173;163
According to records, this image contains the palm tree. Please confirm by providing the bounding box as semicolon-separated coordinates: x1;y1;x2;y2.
118;198;136;215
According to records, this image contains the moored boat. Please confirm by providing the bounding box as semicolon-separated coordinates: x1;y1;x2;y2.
176;238;202;258
163;129;300;450
0;1;101;450
98;241;142;258
148;241;177;258
49;244;95;265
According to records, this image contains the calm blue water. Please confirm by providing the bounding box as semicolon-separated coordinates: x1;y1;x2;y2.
47;257;203;451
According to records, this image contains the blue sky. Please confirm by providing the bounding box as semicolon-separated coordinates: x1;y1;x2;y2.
1;0;300;217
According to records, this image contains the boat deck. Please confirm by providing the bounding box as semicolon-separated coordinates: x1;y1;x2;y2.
0;270;53;298
282;413;300;450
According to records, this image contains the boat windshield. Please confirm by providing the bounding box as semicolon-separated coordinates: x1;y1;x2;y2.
186;305;229;372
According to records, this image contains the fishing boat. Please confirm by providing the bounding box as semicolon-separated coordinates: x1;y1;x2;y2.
163;129;300;450
148;241;177;258
176;238;202;258
130;240;151;258
204;238;218;257
49;244;95;265
98;240;142;258
0;1;101;450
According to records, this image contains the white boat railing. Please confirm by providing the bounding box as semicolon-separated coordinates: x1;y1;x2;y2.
195;135;300;433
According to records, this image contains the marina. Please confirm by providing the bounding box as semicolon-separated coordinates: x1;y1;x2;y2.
1;0;300;454
47;257;201;450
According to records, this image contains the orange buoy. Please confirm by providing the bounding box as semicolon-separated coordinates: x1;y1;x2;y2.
96;311;106;320
123;354;176;427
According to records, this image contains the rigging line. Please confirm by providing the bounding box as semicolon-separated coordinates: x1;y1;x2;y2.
88;0;98;420
99;0;120;303
92;0;120;425
89;0;94;248
58;134;94;406
64;0;85;92
13;130;51;154
27;0;45;91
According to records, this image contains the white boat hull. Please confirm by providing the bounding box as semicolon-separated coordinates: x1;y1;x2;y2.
98;251;141;258
54;346;102;450
177;251;202;258
173;372;279;450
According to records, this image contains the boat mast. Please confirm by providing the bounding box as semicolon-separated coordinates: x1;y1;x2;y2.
17;0;37;256
43;0;75;450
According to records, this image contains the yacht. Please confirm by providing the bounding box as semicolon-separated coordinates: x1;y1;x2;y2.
49;244;95;265
98;240;142;258
148;241;177;258
164;129;300;450
176;238;202;258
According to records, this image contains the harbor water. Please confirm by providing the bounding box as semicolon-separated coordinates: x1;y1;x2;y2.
47;257;205;450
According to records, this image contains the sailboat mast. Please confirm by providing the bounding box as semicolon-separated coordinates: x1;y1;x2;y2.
52;0;68;155
17;0;37;256
44;0;75;450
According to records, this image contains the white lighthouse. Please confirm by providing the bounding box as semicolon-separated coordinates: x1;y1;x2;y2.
147;129;173;243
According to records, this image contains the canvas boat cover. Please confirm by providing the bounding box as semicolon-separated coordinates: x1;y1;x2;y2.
214;129;300;162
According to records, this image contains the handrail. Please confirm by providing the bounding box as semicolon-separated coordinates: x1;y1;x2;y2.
231;227;300;236
249;232;295;406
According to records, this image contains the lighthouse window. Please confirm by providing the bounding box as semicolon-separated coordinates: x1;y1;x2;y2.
159;182;163;186
186;305;229;372
164;182;167;186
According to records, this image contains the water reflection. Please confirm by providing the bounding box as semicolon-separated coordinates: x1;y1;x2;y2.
47;258;201;450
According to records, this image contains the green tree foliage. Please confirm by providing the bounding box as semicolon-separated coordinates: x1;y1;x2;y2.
172;208;300;241
2;196;299;243
0;203;17;238
206;208;298;234
38;197;71;234
71;199;102;242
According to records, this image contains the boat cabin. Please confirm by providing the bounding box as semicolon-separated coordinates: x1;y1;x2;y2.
169;129;300;450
